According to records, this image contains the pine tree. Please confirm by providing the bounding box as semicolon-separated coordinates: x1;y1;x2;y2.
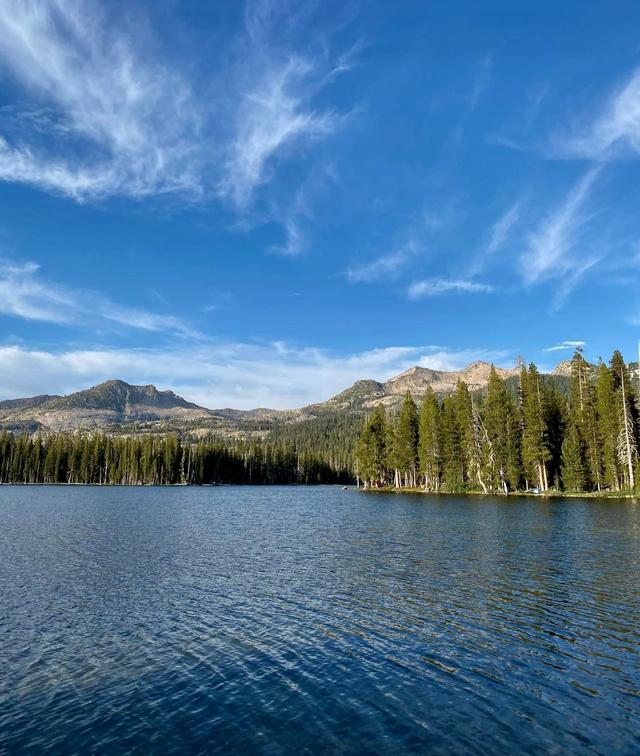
453;381;488;491
616;358;637;489
386;414;401;488
596;361;621;490
568;350;602;491
561;420;587;491
544;383;567;489
483;366;522;492
441;396;464;491
395;393;419;487
520;364;551;491
355;405;388;488
418;388;441;491
610;350;626;391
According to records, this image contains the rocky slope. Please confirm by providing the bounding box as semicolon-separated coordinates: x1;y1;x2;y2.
0;379;218;433
311;361;520;413
0;361;552;434
551;360;573;377
0;394;59;412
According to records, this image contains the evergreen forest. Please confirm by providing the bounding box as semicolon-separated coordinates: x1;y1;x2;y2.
355;350;640;494
0;433;351;485
1;349;639;494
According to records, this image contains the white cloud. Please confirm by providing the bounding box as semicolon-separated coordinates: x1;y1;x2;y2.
221;57;340;209
0;0;347;212
267;163;334;256
470;198;523;276
272;214;305;256
544;340;586;353
347;196;466;286
485;199;522;257
346;248;412;284
0;260;74;323
0;0;203;200
558;67;640;159
0;342;511;409
550;257;599;311
0;258;196;336
520;167;600;286
219;0;351;212
408;278;495;299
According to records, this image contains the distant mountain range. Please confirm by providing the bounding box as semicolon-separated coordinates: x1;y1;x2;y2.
0;361;575;434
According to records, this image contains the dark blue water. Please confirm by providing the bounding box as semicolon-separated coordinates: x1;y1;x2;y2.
1;487;639;754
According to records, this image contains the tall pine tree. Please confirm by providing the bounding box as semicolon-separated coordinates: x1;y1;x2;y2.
441;395;464;491
355;405;388;488
520;364;551;491
483;366;522;492
395;393;419;487
561;419;587;491
418;388;441;491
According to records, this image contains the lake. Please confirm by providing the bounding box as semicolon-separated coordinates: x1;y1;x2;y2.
1;486;639;754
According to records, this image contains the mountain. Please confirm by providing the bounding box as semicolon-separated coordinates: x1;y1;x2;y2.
552;360;574;377
306;379;387;413
48;379;204;413
0;394;59;411
309;361;520;414
0;379;217;433
384;361;518;395
0;361;558;434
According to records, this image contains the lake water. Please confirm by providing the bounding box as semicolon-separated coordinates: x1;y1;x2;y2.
1;486;639;754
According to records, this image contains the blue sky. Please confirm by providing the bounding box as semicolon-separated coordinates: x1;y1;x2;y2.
0;0;639;408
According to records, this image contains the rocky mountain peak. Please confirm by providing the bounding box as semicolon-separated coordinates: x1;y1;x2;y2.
46;379;203;412
0;359;574;434
552;360;573;377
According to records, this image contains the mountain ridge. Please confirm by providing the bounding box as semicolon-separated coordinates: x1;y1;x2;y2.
46;379;206;412
0;359;559;434
0;379;217;433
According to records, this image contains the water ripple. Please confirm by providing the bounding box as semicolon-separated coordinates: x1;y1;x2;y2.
1;486;639;754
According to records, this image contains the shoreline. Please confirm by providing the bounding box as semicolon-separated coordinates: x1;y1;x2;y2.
0;482;637;499
0;482;346;488
358;487;640;500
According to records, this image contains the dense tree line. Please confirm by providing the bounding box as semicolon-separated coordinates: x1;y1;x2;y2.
268;413;360;478
0;433;349;485
355;350;640;494
2;348;638;492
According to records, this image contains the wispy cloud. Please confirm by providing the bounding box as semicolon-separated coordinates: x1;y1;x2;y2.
471;198;523;275
408;278;495;299
0;0;350;218
0;342;511;409
485;199;522;257
544;340;586;352
468;54;493;111
346;197;463;285
346;247;413;284
551;257;599;311
272;214;306;257
267;162;336;256
520;166;601;287
216;0;354;254
0;0;203;200
0;258;196;337
221;56;340;209
556;67;640;160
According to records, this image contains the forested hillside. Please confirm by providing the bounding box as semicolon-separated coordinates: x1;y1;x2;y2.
355;350;639;494
0;433;350;485
0;359;571;434
0;349;637;489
